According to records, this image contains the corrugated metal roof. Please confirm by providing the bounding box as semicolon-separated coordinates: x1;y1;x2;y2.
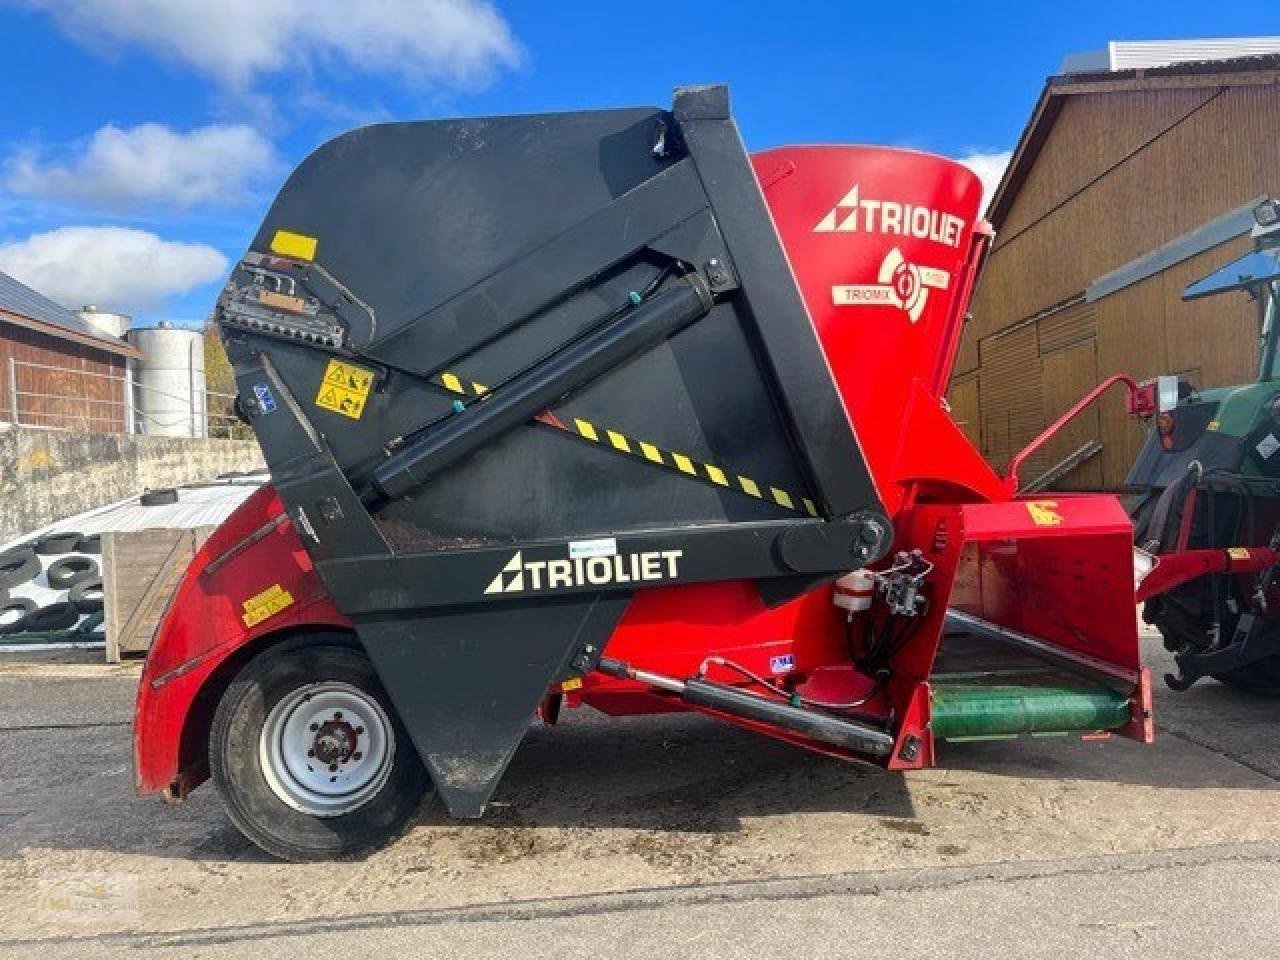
1109;37;1280;71
0;269;131;350
1061;37;1280;74
0;474;266;554
45;478;264;537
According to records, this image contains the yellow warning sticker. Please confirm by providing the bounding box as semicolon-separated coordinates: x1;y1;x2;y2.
1207;419;1221;432
1025;500;1064;526
1228;547;1252;560
241;584;295;627
433;365;818;516
315;359;375;419
269;229;318;261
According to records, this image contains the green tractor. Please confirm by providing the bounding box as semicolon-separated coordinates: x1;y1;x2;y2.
1129;198;1280;693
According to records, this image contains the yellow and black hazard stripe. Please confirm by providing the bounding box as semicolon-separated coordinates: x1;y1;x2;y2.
431;369;818;517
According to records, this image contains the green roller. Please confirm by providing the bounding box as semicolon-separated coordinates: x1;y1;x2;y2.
930;683;1132;739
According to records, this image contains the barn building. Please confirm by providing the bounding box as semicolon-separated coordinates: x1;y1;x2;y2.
950;39;1280;490
0;269;139;432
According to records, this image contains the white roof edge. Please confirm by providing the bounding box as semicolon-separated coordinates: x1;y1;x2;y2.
1061;36;1280;74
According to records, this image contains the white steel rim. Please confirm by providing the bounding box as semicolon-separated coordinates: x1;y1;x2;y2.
259;681;395;817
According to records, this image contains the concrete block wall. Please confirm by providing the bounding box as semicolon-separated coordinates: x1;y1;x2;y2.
0;425;264;544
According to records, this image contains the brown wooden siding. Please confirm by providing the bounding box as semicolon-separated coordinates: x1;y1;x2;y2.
976;323;1042;470
957;78;1280;488
1092;236;1257;482
996;88;1221;243
947;372;980;448
0;318;128;432
1038;329;1102;489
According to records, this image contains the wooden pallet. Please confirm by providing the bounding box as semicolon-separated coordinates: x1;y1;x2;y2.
103;527;214;663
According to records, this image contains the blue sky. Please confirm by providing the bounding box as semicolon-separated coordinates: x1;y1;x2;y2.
0;0;1275;325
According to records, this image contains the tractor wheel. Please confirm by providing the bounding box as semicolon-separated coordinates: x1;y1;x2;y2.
1134;493;1280;694
1144;586;1280;695
209;634;432;861
1211;663;1280;695
1128;490;1160;549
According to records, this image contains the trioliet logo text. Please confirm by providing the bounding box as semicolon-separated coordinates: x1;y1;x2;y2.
484;549;683;595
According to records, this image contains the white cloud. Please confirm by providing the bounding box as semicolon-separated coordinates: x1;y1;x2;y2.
5;123;278;212
957;149;1013;216
0;227;227;312
18;0;522;92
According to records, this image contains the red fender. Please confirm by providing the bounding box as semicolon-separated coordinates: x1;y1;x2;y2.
133;484;350;798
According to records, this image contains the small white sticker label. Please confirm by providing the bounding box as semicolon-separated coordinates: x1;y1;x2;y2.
568;538;618;560
1258;434;1280;460
769;654;796;674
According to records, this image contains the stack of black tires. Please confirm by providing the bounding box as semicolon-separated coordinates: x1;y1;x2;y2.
0;531;104;637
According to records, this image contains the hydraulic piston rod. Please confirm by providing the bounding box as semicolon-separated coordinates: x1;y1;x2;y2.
596;657;894;756
364;275;713;507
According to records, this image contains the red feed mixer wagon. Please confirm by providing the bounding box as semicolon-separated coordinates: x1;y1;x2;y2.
134;86;1168;862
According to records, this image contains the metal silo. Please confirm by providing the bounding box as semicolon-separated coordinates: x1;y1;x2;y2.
76;305;132;339
126;322;207;437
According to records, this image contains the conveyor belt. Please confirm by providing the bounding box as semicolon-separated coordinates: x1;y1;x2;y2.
930;617;1133;739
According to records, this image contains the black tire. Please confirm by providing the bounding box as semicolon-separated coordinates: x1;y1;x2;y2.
1128;491;1160;548
1135;491;1280;695
1213;664;1280;695
34;531;83;556
69;577;104;613
74;534;102;555
0;598;37;635
209;634;431;862
0;548;40;590
76;610;105;634
23;602;80;632
45;556;99;590
139;488;179;506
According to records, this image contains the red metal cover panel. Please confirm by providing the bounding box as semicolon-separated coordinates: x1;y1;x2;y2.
751;146;999;512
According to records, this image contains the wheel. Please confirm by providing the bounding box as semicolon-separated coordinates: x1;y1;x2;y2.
0;598;37;635
46;556;98;590
0;548;40;590
1135;492;1280;694
1128;490;1160;549
1143;576;1280;694
34;531;83;555
209;634;431;861
68;578;104;613
1212;663;1280;695
139;488;178;506
24;602;80;632
74;534;102;555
